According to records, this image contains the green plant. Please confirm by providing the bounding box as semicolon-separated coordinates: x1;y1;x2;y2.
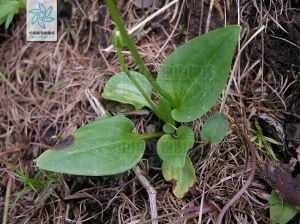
249;119;282;160
37;0;240;198
269;190;298;224
0;0;25;28
11;168;58;208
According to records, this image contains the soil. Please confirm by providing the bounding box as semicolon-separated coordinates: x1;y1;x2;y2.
1;0;300;223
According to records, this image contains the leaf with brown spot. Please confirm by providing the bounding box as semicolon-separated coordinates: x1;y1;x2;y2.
37;116;145;176
53;135;74;149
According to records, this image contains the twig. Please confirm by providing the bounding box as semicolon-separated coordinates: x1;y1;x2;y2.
215;124;256;224
170;206;211;224
197;160;209;224
261;79;287;110
2;175;12;224
169;0;179;23
199;0;204;35
205;0;215;33
84;89;158;224
85;89;107;116
102;0;179;52
133;166;158;224
75;0;88;19
0;143;28;158
280;111;300;120
270;35;300;49
138;204;211;224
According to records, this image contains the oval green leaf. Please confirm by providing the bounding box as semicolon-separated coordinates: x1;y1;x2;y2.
37;116;145;176
102;71;152;109
269;190;298;224
156;25;240;122
201;113;228;144
157;126;194;168
162;156;196;198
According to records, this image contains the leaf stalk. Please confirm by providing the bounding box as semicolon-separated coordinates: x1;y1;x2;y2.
116;48;168;123
105;0;175;107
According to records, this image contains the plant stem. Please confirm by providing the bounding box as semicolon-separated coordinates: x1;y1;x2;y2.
116;48;127;71
134;132;164;140
105;0;175;106
2;176;12;224
116;48;167;122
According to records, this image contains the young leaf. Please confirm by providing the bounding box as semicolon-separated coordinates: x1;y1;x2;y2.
269;190;298;224
162;123;175;134
102;71;152;109
157;126;194;168
156;25;240;122
162;156;196;198
157;98;175;125
201;113;228;144
37;116;145;176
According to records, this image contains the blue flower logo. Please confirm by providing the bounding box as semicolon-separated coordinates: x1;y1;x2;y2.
29;2;55;28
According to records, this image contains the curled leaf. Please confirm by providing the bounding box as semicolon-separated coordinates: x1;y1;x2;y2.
102;72;152;109
162;156;196;198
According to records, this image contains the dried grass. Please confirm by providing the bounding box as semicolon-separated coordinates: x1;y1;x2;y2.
0;0;299;223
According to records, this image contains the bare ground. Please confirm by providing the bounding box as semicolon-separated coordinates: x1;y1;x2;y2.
0;0;300;223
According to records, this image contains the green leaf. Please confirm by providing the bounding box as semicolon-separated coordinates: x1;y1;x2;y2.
5;11;14;28
0;1;22;27
264;136;283;145
157;126;194;168
269;190;298;224
162;123;175;134
201;113;228;144
156;25;240;122
262;138;277;161
102;71;152;109
157;98;175;125
37;116;145;176
162;156;196;198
